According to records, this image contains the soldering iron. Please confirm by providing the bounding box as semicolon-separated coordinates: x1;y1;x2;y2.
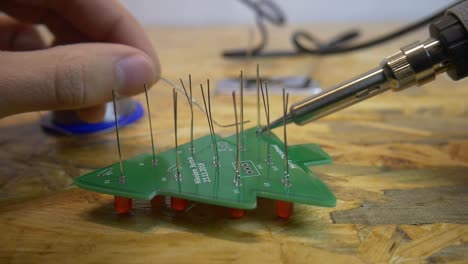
260;0;468;133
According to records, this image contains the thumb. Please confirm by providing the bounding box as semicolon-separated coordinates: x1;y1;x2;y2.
0;43;159;118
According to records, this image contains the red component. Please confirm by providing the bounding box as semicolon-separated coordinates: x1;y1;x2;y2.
276;200;294;219
114;196;132;214
230;208;245;219
171;197;188;212
151;195;165;208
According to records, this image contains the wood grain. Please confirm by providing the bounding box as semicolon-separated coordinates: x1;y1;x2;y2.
1;24;468;263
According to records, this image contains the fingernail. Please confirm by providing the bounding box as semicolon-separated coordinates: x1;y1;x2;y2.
115;54;155;95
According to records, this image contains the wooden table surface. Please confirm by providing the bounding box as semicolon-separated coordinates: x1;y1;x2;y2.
1;24;467;263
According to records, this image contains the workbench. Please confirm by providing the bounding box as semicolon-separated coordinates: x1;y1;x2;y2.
0;24;467;263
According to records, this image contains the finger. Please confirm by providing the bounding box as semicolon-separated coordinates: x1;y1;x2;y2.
2;0;158;66
77;104;107;124
0;15;46;51
0;43;158;118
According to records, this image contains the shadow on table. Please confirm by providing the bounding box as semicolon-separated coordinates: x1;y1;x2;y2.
82;197;329;243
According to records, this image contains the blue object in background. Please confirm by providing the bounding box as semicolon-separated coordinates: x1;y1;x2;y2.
41;99;144;135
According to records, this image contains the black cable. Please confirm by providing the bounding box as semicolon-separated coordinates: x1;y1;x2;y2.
223;0;285;57
292;0;463;55
224;0;463;58
238;0;285;25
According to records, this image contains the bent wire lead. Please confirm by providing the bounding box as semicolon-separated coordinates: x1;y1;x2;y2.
207;81;219;166
180;76;194;155
232;91;241;186
200;83;219;166
260;80;272;165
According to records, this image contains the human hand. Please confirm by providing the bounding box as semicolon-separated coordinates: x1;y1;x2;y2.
0;0;160;122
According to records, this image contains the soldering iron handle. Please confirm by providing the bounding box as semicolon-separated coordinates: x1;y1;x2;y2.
430;0;468;81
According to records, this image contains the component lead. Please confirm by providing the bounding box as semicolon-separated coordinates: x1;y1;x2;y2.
282;88;291;186
144;83;158;166
260;80;272;164
180;75;194;154
112;90;125;184
200;83;219;166
256;64;260;129
207;80;219;166
173;88;181;180
232;91;241;186
240;71;245;151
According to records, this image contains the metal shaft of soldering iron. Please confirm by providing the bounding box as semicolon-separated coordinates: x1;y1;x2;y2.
260;38;449;133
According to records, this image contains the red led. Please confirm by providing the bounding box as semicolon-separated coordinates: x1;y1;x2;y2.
230;208;245;219
276;200;294;219
171;197;188;212
114;196;132;214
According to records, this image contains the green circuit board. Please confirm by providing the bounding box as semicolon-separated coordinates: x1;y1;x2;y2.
75;127;336;209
